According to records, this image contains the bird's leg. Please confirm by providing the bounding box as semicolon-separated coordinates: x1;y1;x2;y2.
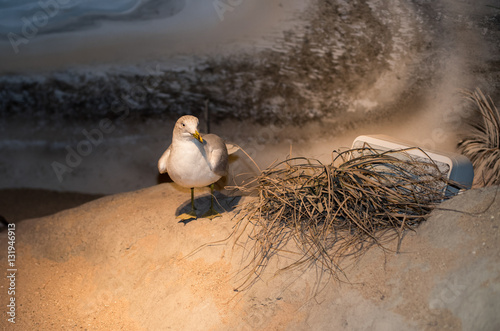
202;183;222;219
191;187;196;211
177;187;198;220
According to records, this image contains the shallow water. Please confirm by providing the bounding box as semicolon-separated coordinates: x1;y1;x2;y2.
0;0;184;38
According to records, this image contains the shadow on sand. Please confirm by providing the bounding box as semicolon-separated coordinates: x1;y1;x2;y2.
175;191;242;225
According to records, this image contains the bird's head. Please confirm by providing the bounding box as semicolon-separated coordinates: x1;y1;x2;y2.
174;115;203;143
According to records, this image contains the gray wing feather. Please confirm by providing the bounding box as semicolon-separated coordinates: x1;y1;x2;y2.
203;134;228;177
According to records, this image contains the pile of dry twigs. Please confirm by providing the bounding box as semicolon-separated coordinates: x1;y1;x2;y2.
229;147;460;290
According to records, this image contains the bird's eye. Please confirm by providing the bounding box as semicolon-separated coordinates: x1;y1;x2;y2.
181;123;185;127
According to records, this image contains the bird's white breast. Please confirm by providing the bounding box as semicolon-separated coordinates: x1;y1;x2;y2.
166;139;221;188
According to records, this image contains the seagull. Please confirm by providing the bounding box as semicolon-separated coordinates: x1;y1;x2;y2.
158;115;228;220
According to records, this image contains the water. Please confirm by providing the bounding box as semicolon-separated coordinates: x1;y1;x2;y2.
0;0;184;38
0;0;498;194
0;0;431;124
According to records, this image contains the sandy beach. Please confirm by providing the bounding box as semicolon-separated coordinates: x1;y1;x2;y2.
1;183;499;330
1;0;499;196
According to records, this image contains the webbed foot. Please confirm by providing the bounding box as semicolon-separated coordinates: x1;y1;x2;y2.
201;208;222;220
176;209;197;220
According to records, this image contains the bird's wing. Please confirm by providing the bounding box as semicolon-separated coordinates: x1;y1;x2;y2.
158;145;171;174
225;142;240;155
203;134;228;177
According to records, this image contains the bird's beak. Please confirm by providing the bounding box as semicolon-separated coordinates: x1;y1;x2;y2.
192;131;203;143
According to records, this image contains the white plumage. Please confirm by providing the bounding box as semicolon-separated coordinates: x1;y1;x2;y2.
158;115;228;219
